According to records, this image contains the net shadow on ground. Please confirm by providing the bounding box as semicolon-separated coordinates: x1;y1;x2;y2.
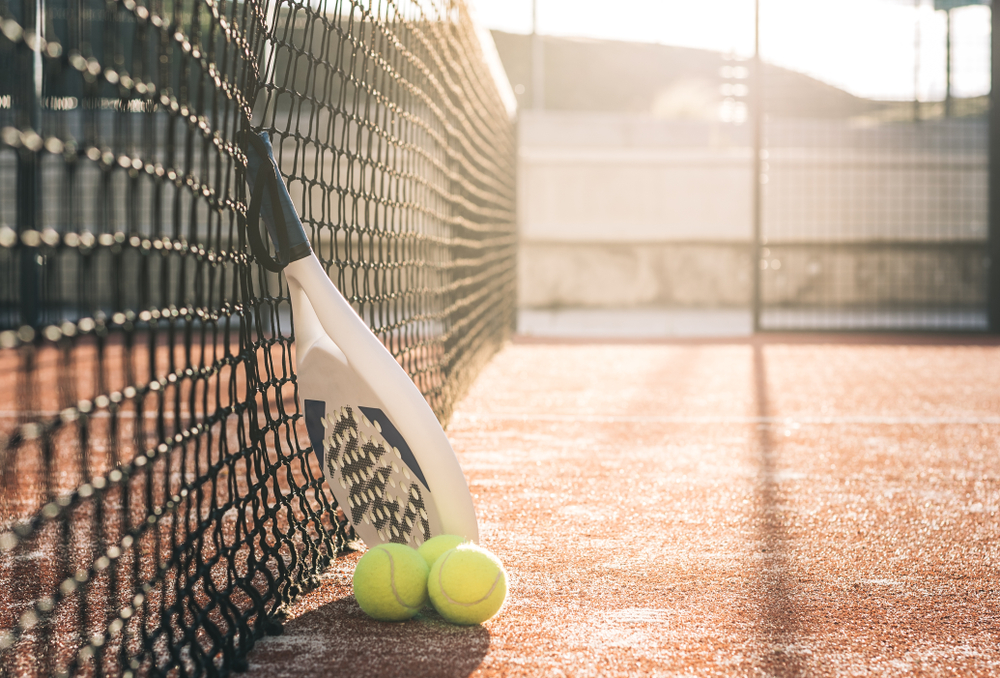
249;590;490;678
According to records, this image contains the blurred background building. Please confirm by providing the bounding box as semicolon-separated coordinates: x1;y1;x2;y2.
475;0;993;336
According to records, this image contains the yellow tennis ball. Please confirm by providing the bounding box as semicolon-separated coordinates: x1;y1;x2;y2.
352;543;429;621
428;544;507;625
417;534;468;570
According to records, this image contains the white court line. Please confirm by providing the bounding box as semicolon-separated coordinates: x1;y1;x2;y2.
7;411;997;426
452;413;1000;426
0;411;184;419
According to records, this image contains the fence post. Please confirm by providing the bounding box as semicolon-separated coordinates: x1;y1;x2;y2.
751;0;763;332
990;2;1000;332
17;0;44;328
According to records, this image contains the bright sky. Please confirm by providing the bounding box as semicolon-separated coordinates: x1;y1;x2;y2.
469;0;991;101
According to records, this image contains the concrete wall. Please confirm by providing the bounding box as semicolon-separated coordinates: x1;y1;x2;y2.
517;110;989;312
520;243;751;308
518;110;754;309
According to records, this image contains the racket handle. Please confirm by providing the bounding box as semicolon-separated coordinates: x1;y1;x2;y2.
246;131;312;267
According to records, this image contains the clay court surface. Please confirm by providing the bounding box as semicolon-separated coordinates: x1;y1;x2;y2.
244;334;1000;678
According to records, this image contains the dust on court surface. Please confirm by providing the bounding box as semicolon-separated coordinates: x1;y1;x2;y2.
246;335;1000;678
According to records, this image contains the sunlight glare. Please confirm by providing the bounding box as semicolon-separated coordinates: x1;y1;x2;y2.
469;0;990;102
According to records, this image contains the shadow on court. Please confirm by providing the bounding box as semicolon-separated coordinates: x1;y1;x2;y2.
753;344;806;678
249;595;489;678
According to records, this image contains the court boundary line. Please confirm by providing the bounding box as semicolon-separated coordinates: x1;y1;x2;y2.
511;333;1000;347
453;413;1000;425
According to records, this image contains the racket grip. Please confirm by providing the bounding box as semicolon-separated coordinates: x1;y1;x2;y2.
245;131;312;266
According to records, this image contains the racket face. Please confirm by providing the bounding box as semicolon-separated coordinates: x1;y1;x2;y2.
298;340;444;547
244;130;476;546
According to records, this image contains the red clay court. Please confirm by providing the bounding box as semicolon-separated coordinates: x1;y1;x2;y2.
245;334;1000;678
3;0;998;673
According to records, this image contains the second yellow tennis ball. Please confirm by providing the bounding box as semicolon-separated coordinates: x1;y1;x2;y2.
417;534;468;569
352;543;429;621
428;544;507;625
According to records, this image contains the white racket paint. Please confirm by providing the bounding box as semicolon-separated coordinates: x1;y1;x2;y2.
245;130;479;547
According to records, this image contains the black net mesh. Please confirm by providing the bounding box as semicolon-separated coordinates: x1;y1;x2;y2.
0;0;516;673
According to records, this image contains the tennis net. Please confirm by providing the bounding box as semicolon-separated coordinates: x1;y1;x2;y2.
0;0;517;673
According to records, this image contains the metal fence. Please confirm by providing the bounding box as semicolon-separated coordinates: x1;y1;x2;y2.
752;0;995;331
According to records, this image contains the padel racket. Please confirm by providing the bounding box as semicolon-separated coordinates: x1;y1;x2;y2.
244;130;479;547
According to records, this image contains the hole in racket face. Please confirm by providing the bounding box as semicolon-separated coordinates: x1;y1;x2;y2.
322;406;431;545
